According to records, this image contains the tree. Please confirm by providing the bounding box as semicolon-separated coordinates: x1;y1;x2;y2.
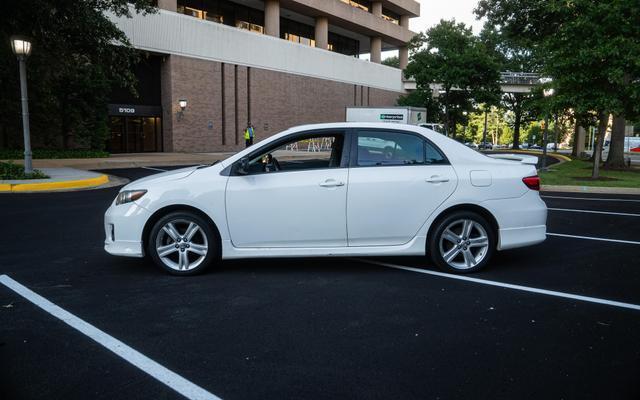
0;0;156;150
404;20;501;140
396;89;441;124
476;0;640;178
382;56;400;68
479;24;542;149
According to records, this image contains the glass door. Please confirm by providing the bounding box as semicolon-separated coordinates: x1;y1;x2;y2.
108;115;162;153
108;117;125;153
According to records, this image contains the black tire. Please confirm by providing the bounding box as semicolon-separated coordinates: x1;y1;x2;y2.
147;211;220;276
428;211;496;274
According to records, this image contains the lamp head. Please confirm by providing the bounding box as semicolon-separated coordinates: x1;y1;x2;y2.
10;35;32;57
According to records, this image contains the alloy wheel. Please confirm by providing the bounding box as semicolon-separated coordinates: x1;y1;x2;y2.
155;219;209;271
438;218;490;270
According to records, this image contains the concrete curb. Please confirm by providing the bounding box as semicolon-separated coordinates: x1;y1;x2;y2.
0;174;109;193
541;185;640;195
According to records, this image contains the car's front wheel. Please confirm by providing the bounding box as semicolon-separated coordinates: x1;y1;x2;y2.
148;211;219;276
429;211;495;273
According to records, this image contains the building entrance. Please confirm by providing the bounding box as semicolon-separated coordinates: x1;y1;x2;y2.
108;116;162;153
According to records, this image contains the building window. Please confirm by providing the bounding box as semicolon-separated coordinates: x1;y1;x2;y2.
329;32;360;56
339;0;371;13
381;8;400;24
177;0;263;30
281;18;315;47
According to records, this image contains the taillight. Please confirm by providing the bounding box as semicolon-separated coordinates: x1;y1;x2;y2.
522;176;540;191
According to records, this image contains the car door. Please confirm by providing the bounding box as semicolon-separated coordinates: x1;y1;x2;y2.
225;131;349;248
347;129;457;246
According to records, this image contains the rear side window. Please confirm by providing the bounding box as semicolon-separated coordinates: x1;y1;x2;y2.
356;131;425;166
425;141;447;164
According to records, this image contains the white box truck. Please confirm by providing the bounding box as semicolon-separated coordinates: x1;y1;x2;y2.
346;107;427;126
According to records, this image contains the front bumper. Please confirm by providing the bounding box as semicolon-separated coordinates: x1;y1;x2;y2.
104;201;151;258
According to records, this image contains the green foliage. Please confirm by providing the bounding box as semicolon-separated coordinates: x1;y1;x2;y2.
476;0;640;176
382;56;400;68
0;149;109;160
405;20;501;138
0;161;48;180
464;106;513;144
396;90;441;123
0;0;156;150
479;24;543;148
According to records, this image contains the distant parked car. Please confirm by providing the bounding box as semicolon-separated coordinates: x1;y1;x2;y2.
520;143;530;149
465;142;478;149
478;142;493;150
529;144;542;150
546;143;559;151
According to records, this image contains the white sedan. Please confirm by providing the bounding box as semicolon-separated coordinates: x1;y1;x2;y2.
104;122;547;275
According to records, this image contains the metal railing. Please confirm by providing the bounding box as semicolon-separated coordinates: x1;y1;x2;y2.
500;72;541;85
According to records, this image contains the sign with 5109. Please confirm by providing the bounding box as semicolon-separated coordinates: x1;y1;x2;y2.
107;104;162;117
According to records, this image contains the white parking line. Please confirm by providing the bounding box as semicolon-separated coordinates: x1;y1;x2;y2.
0;275;222;400
542;195;640;203
141;166;168;172
546;232;640;245
355;259;640;312
548;208;640;217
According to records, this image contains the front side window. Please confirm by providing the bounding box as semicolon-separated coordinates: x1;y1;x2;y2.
243;133;344;174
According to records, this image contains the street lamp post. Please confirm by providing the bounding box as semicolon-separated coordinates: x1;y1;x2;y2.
539;78;554;171
10;36;33;174
482;108;488;147
553;114;559;152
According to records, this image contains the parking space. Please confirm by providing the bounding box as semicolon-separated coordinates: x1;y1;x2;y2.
1;166;639;399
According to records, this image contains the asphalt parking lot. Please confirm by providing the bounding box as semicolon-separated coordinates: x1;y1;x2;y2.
1;165;639;400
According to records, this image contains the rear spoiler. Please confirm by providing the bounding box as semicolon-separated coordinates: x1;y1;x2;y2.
486;153;539;165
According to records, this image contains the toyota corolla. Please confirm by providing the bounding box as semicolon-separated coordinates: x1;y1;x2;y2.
104;122;547;275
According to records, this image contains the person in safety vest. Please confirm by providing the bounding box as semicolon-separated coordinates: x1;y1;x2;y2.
244;123;255;147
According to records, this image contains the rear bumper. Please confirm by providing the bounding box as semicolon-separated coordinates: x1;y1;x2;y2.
498;224;546;250
481;190;547;251
104;201;150;258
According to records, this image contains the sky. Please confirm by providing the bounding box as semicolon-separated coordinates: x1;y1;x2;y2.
410;0;485;35
378;0;485;60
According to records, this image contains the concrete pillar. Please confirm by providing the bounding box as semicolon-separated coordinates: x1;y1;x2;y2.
157;0;177;12
399;46;408;69
370;36;382;63
371;2;382;17
399;15;410;69
315;17;329;50
264;0;280;37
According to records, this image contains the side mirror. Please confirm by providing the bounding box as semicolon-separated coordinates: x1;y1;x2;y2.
237;157;249;175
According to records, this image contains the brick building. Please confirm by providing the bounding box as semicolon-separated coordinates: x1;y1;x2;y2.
106;0;419;153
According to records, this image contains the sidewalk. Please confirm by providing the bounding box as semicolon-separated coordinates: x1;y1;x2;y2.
0;168;112;192
3;152;236;170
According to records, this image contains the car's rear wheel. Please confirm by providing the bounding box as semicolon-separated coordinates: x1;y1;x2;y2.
429;211;495;273
148;211;218;276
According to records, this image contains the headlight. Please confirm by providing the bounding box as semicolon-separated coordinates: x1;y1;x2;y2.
115;190;147;205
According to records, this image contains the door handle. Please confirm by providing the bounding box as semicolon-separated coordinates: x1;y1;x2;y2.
425;176;450;183
319;179;345;187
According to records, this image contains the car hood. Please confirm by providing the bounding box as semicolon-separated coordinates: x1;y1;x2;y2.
122;166;199;190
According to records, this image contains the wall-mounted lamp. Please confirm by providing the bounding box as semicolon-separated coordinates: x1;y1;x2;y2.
178;99;187;120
